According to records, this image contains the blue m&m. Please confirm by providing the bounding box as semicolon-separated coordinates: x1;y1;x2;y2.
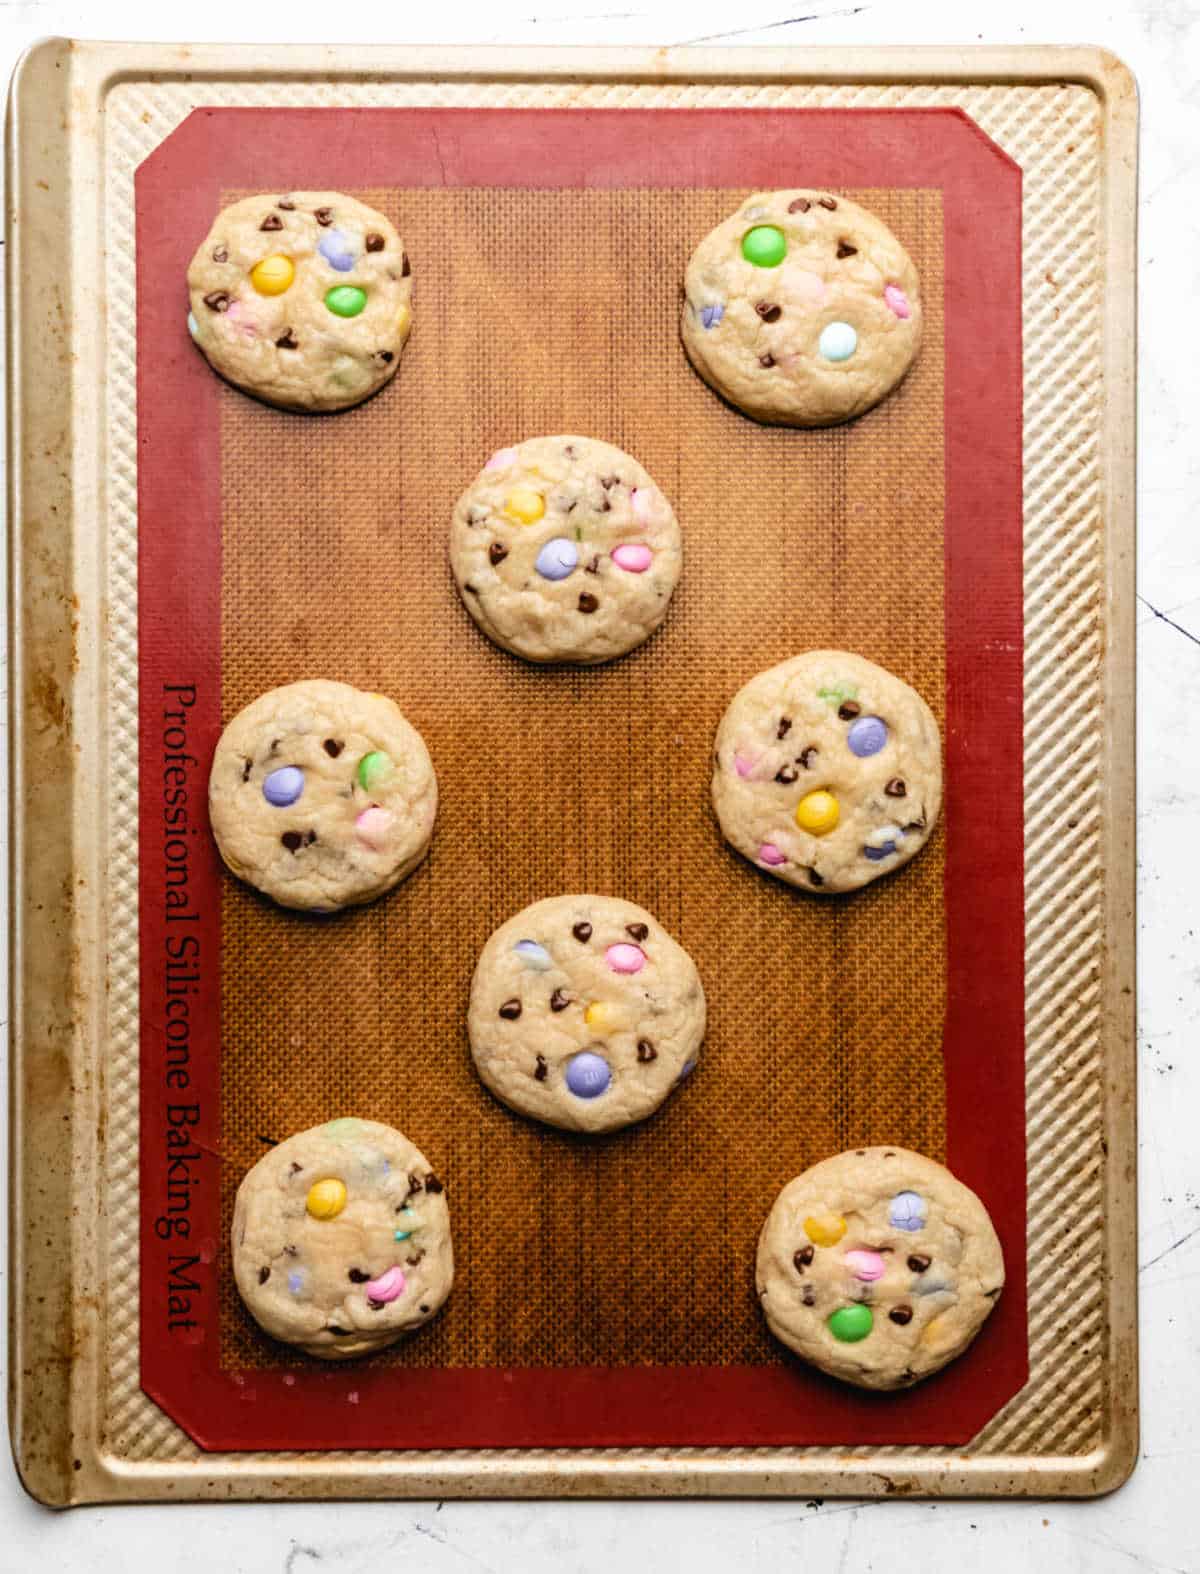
262;766;304;807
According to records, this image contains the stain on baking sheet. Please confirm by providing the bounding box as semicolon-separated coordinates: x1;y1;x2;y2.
217;186;946;1370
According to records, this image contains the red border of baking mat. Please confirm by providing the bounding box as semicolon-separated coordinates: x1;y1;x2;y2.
136;107;1024;1451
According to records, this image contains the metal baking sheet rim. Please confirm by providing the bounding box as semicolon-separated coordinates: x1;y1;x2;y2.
6;39;1138;1505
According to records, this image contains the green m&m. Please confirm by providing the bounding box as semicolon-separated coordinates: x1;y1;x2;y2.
741;225;787;268
325;284;367;318
357;750;395;791
828;1303;873;1343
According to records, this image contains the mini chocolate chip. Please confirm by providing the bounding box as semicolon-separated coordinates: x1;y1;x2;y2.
277;198;295;211
367;1298;386;1312
775;764;798;784
802;1287;816;1307
407;1171;424;1196
794;1245;815;1272
564;444;577;458
464;583;479;596
284;1244;298;1257
288;1162;303;1176
759;354;776;368
260;213;284;232
905;813;928;831
306;829;317;845
573;922;593;942
242;758;252;782
324;739;344;757
838;700;861;720
819;196;838;210
798;746;818;769
489;541;508;565
889;1305;914;1325
777;718;792;739
314;207;333;226
377;350;394;363
329;1325;350;1335
203;290;231;312
276;329;299;349
401;251;411;276
907;1254;932;1274
578;592;599;613
601;474;619;490
499;998;522;1020
258;1267;270;1284
598;497;611;513
365;232;385;252
837;240;858;259
269;738;280;755
755;301;782;323
885;777;907;798
807;867;824;887
281;831;303;852
534;1053;548;1082
788;197;811;213
637;1039;657;1063
550;988;570;1012
884;1150;897;1157
348;1268;370;1283
212;245;229;263
985;1287;1002;1299
585;555;601;574
419;1303;430;1314
626;922;649;941
406;1250;425;1266
424;1173;444;1194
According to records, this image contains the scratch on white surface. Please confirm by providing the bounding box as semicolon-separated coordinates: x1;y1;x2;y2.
1138;594;1200;649
283;1544;322;1574
1140;1219;1200;1273
675;7;869;47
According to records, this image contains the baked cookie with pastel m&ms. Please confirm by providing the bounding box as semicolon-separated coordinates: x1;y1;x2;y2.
209;679;437;912
681;191;921;427
232;1118;453;1360
712;650;941;894
449;436;683;664
467;895;706;1133
187;192;412;411
756;1146;1004;1389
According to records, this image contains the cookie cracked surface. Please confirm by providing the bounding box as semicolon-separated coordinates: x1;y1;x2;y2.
712;650;941;894
450;436;683;664
682;190;921;427
756;1146;1004;1389
232;1117;453;1361
187;191;412;412
467;894;706;1132
209;679;437;912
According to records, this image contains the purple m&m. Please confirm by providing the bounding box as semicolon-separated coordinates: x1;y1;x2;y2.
699;303;724;330
846;715;888;757
565;1051;611;1099
535;537;579;581
318;228;357;271
262;765;304;807
889;1191;927;1232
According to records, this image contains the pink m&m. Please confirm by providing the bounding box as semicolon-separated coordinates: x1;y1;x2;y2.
843;1249;886;1282
612;543;652;573
605;942;646;974
355;806;394;846
758;843;787;867
884;284;911;319
363;1266;406;1304
734;752;757;779
485;446;517;471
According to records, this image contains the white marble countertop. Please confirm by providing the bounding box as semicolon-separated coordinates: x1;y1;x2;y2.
1;1;1194;1567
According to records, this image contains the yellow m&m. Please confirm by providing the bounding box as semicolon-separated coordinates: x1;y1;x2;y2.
395;302;411;339
804;1213;846;1248
306;1177;347;1220
250;253;295;296
584;1001;611;1029
504;487;546;525
795;789;839;836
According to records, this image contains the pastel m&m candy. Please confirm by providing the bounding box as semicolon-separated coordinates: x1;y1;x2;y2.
262;765;304;807
535;537;578;580
844;1249;886;1282
742;225;787;267
889;1191;928;1232
565;1051;611;1099
250;253;294;295
357;750;394;791
354;805;394;847
605;942;645;974
804;1214;846;1248
795;789;839;836
318;228;357;271
819;321;858;362
363;1265;406;1304
847;715;888;756
306;1177;347;1220
884;283;912;318
504;487;545;525
325;284;367;318
758;842;787;866
514;939;553;970
485;447;517;471
828;1304;873;1342
612;543;652;573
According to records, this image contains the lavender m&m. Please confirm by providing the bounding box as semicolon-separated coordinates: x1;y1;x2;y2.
535;537;579;581
565;1050;611;1099
514;939;553;970
612;543;652;573
262;765;304;807
864;839;899;862
846;715;888;757
605;942;645;974
699;303;724;330
889;1191;928;1232
318;228;357;271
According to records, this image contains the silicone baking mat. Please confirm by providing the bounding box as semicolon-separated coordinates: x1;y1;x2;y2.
136;106;1024;1450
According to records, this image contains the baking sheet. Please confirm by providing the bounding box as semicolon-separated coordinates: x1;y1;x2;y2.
7;41;1137;1502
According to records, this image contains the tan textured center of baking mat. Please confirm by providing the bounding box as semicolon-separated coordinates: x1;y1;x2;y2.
218;186;945;1370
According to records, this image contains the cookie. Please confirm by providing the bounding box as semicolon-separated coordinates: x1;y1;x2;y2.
467;895;706;1132
449;436;683;664
187;192;412;412
711;651;941;894
756;1146;1004;1389
232;1118;453;1360
681;191;921;427
209;679;437;912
